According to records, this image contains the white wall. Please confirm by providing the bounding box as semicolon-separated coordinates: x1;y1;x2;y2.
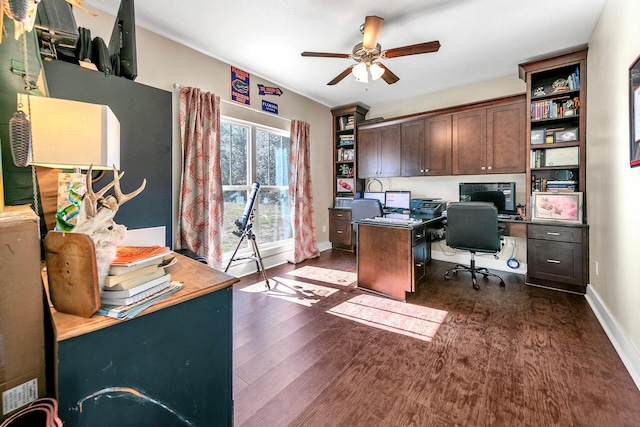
584;0;640;384
73;7;334;274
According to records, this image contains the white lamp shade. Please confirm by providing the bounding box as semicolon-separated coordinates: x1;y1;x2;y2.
369;63;385;81
352;62;368;83
16;94;120;170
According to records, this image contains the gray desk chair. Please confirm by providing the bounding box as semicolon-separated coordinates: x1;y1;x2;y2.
351;199;383;248
444;202;505;290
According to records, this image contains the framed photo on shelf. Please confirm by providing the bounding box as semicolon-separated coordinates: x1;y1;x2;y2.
531;192;583;224
629;54;640;167
553;127;578;143
530;129;545;145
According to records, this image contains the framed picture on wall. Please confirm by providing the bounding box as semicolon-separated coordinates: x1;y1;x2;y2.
629;54;640;167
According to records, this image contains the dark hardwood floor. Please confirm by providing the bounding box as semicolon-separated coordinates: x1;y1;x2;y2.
232;250;640;426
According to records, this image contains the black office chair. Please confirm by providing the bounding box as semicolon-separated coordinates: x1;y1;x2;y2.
444;202;505;290
351;199;383;248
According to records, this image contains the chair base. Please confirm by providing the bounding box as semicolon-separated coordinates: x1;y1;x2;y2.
444;254;505;290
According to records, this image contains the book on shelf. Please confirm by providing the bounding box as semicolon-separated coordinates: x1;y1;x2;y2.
101;274;171;305
96;281;184;320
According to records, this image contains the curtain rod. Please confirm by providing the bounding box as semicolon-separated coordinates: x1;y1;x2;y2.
173;82;292;123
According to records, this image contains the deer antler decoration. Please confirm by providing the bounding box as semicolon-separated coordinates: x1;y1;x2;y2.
73;165;146;289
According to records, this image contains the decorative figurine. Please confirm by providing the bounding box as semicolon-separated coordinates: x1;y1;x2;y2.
533;87;546;97
551;78;570;93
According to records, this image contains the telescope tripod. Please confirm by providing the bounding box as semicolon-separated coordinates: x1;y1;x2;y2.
224;213;270;289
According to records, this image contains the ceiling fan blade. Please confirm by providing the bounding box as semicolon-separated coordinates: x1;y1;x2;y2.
362;16;384;49
327;67;354;86
378;64;399;85
383;41;441;59
301;51;351;58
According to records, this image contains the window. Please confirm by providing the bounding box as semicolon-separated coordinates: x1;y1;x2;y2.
220;118;292;253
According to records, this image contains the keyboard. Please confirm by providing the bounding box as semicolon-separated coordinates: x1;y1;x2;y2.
497;214;523;220
363;216;421;225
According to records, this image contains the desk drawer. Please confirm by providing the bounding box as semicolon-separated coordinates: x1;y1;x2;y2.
330;209;351;221
412;225;427;246
527;238;583;286
528;224;583;243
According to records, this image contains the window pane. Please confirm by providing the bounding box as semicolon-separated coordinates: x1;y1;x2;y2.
256;130;289;186
256;188;292;245
222;189;249;253
220;123;249;186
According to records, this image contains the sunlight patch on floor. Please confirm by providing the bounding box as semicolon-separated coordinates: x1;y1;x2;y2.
285;266;357;287
240;276;340;307
327;294;447;342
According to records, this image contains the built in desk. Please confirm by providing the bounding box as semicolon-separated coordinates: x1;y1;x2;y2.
355;216;445;301
45;253;239;427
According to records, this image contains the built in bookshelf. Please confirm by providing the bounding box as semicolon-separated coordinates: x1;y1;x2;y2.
520;49;587;221
329;104;368;250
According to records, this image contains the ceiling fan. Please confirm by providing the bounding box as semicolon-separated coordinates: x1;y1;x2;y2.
301;16;440;85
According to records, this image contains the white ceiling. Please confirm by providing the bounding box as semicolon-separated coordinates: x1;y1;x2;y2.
84;0;607;109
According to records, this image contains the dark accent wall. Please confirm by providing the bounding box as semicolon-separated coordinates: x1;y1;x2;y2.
42;60;172;246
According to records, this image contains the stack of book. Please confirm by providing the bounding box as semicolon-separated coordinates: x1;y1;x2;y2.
97;246;183;319
545;180;577;192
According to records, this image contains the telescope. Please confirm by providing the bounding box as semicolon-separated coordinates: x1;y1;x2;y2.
233;182;260;236
226;182;270;288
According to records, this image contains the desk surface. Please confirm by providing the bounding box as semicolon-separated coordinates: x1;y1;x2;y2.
47;253;239;341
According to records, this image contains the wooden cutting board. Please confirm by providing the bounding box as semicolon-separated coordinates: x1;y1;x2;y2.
44;232;100;318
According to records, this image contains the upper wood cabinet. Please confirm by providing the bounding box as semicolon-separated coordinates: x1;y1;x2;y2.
401;115;452;177
452;97;526;175
357;123;401;178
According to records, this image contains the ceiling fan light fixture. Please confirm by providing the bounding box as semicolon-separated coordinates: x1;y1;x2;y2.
352;62;368;83
369;62;385;81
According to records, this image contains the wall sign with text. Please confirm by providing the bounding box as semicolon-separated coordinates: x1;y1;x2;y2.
231;66;250;105
258;84;283;96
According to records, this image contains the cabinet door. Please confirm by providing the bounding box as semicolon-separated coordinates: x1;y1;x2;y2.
452;109;487;175
401;120;425;176
378;124;402;177
487;102;526;173
357;128;379;178
424;115;452;175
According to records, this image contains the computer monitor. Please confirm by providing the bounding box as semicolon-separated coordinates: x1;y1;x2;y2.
385;191;411;212
363;191;385;207
458;182;517;214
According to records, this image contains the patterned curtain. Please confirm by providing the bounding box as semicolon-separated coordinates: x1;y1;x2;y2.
177;87;223;268
288;120;320;264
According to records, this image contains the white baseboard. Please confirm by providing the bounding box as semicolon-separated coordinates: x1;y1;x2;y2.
585;285;640;391
225;240;332;278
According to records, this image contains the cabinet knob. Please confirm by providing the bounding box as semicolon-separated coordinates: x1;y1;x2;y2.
546;259;561;264
424;169;429;173
420;169;424;173
487;166;492;170
481;166;486;170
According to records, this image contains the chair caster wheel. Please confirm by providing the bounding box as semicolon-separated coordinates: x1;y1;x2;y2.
500;281;505;287
472;278;479;290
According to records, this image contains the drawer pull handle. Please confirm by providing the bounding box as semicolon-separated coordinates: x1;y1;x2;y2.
415;233;423;238
337;230;343;234
546;259;561;264
546;232;561;236
336;214;344;217
416;262;424;267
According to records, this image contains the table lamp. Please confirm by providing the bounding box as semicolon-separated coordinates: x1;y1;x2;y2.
15;94;120;230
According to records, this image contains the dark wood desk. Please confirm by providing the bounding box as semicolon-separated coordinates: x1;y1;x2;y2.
47;254;239;427
355;217;444;301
